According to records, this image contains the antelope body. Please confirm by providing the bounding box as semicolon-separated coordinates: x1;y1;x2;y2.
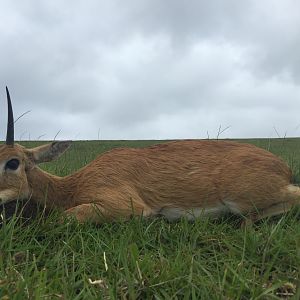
1;88;300;225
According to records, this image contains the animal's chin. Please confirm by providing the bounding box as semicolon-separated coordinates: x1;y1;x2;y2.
0;188;31;205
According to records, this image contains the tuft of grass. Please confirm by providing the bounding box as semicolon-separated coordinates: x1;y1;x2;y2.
0;138;300;299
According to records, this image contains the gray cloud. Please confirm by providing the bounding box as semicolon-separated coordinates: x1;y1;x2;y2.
0;0;299;141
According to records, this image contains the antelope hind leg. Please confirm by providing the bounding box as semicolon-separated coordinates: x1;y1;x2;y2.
241;202;295;227
242;184;300;227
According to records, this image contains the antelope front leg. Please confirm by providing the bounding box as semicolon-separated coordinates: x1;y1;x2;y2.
63;190;153;223
64;204;112;223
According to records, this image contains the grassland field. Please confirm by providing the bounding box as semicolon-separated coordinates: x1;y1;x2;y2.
0;138;300;299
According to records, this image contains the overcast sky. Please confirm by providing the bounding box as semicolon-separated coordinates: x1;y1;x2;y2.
0;0;299;141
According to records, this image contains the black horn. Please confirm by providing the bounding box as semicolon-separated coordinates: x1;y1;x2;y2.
5;87;14;145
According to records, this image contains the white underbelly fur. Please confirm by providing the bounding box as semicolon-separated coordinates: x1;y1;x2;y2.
157;200;241;221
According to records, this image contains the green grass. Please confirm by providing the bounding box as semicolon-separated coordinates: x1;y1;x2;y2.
1;138;300;299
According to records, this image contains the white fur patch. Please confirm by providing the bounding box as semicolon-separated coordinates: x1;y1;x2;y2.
157;199;243;221
0;161;6;174
286;185;300;194
222;200;242;214
158;205;228;221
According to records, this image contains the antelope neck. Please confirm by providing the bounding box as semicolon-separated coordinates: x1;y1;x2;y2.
27;166;77;210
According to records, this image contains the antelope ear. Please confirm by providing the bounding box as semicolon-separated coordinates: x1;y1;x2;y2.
26;141;72;164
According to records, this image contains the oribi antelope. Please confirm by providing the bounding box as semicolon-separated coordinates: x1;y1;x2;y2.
1;87;299;225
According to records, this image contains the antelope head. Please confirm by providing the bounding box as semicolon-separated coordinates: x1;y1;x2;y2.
0;87;71;205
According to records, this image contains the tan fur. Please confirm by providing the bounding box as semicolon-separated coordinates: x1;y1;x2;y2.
0;140;299;224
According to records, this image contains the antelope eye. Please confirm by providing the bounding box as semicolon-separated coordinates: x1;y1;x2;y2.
5;159;20;171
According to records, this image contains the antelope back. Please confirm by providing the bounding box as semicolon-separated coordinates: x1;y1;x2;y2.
73;140;292;214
